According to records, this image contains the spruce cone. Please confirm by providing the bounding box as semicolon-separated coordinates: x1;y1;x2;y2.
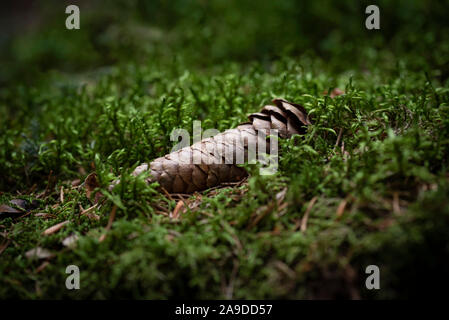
114;99;311;194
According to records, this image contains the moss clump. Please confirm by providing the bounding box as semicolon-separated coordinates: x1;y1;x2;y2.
1;0;449;299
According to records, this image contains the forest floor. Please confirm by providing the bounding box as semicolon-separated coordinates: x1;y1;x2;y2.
1;1;449;299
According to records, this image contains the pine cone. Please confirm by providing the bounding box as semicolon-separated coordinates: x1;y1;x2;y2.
112;99;310;194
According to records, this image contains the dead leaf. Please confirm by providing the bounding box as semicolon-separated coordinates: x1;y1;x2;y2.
84;172;103;203
42;220;70;235
0;203;24;220
85;172;99;194
9;199;29;210
25;247;53;260
0;204;22;214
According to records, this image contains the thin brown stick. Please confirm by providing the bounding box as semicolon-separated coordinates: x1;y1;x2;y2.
17;211;32;220
99;205;117;242
161;187;174;202
153;203;170;214
105;205;117;230
38;170;53;199
0;239;11;255
247;201;276;230
28;184;37;194
300;196;318;232
80;204;98;215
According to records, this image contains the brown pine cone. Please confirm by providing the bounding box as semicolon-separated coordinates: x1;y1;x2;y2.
112;99;311;194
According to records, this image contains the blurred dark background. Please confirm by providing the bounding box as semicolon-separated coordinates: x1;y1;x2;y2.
1;0;449;86
1;0;449;300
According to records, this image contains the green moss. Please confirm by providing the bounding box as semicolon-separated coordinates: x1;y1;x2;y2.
1;0;449;299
